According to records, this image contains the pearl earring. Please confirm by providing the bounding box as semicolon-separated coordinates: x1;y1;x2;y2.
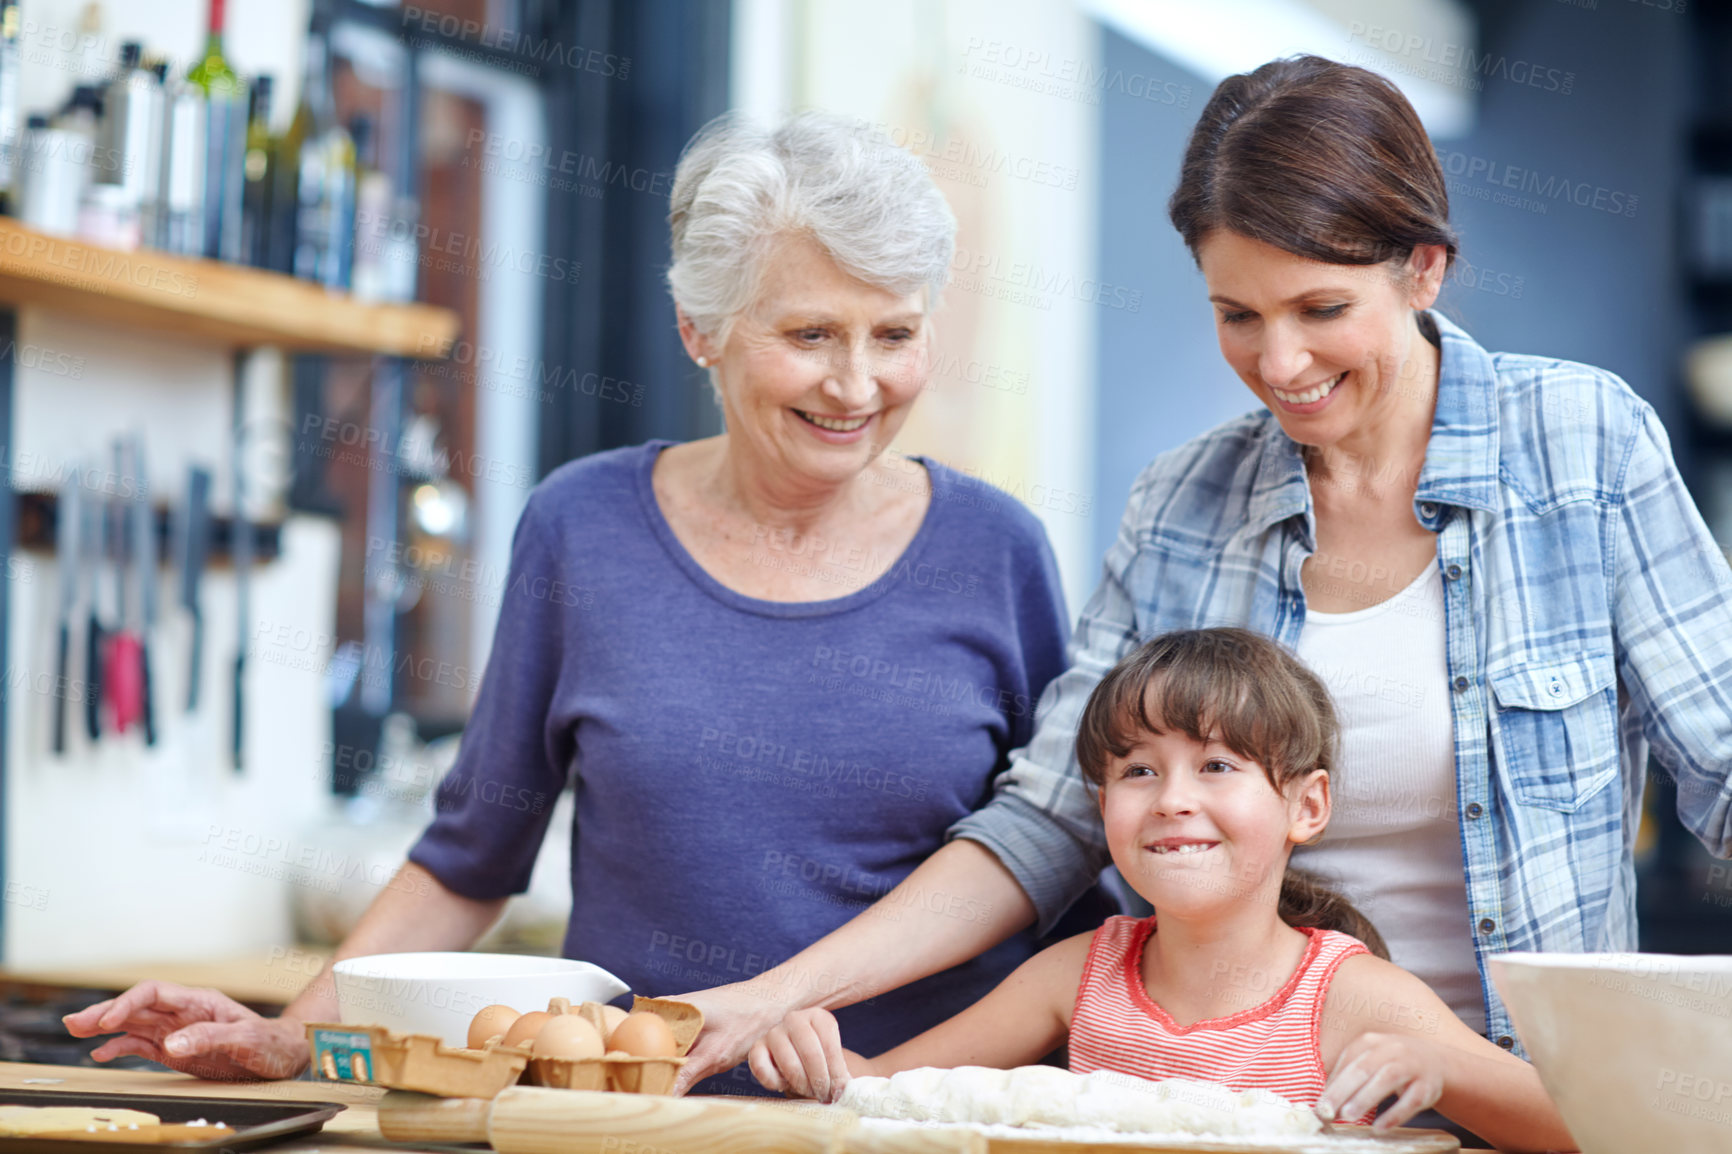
696;356;710;368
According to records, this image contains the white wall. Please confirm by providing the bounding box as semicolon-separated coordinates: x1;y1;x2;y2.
746;0;1102;614
19;0;310;130
4;0;338;968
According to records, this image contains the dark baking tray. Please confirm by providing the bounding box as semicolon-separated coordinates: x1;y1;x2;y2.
0;1089;343;1154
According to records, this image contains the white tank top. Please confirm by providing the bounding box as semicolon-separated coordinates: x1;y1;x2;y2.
1291;564;1486;1034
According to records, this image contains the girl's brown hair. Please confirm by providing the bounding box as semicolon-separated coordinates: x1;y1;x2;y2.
1168;55;1457;276
1076;628;1389;959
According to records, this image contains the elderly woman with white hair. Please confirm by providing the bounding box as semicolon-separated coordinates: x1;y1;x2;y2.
67;111;1112;1094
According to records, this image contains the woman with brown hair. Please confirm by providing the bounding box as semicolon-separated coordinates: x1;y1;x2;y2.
673;54;1729;1131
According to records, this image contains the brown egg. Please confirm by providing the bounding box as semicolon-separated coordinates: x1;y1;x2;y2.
531;1014;605;1060
502;1010;552;1049
467;1004;521;1049
608;1012;678;1058
598;1005;629;1039
604;1049;630;1059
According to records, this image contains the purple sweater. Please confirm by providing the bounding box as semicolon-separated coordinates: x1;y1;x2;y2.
409;441;1080;1094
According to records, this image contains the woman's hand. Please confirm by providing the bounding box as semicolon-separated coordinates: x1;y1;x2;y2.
748;1008;856;1104
62;981;310;1081
1317;1031;1448;1132
665;978;803;1095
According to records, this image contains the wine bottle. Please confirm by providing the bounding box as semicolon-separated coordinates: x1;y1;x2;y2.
267;35;312;274
240;75;273;267
158;66;207;255
97;42;165;236
187;0;241;94
189;0;246;261
350;114;393;301
291;29;356;290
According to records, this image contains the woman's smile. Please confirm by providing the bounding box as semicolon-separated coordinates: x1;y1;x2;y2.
793;408;875;439
1268;371;1347;412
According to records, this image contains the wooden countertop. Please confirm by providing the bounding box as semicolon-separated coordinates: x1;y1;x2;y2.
0;952;332;1007
0;1062;396;1152
0;1064;1496;1153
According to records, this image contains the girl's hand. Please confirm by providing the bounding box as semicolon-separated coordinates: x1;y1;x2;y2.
747;1008;854;1104
1316;1031;1447;1132
664;980;803;1095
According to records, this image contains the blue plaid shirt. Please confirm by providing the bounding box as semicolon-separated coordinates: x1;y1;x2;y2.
951;311;1732;1053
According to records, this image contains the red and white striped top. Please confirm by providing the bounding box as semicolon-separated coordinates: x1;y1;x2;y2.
1068;915;1375;1124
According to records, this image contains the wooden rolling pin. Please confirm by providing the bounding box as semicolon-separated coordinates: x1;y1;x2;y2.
377;1088;985;1154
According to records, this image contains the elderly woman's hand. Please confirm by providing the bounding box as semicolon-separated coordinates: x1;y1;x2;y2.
63;981;310;1081
664;978;804;1096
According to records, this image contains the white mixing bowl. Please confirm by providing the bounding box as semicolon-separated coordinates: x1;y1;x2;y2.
331;952;631;1046
1490;952;1732;1154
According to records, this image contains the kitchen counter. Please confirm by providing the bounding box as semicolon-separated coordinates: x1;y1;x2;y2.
0;1062;1498;1152
0;1061;390;1152
0;952;331;1008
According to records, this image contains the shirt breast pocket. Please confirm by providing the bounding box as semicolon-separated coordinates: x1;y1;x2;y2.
1486;651;1620;812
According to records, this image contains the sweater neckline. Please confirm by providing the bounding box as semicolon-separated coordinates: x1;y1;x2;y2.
634;440;947;619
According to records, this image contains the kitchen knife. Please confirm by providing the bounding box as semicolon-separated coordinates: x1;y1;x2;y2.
130;435;158;745
177;466;212;713
231;353;254;773
80;464;103;743
106;438;143;736
51;472;80;755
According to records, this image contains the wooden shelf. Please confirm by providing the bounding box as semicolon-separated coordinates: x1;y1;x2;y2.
0;219;459;357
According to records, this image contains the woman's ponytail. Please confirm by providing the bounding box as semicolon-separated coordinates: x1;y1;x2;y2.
1278;868;1389;959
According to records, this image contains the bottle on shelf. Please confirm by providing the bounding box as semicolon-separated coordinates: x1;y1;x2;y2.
266;41;308;274
63;83;141;250
157;68;207;256
54;84;101;145
95;41;165;243
188;0;247;262
350;114;390;301
0;0;21;214
17;115;82;236
54;84;101;237
350;112;420;305
290;26;357;290
240;75;274;268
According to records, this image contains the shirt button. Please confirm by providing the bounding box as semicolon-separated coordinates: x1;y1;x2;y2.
1445;563;1462;580
1466;802;1483;819
1453;675;1470;692
1497;1035;1515;1050
1420;502;1438;519
1479;918;1497;935
1548;679;1565;697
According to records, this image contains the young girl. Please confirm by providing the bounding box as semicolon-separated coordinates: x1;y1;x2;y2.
750;629;1576;1152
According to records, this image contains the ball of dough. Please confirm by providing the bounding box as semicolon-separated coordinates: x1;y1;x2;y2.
1003;1065;1082;1126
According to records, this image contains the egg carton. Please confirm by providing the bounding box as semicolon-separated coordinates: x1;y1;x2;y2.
305;996;703;1099
523;996;703;1095
306;1023;529;1098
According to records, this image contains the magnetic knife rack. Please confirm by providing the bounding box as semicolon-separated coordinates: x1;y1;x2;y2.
14;490;283;564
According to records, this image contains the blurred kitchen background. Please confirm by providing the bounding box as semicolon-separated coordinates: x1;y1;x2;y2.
0;0;1725;1059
